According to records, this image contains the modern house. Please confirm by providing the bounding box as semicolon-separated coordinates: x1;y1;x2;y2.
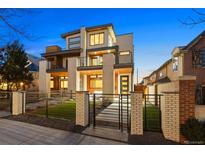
143;30;205;105
39;23;134;94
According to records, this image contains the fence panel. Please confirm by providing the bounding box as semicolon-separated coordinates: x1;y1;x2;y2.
88;93;131;132
143;94;162;132
0;91;12;114
25;91;76;122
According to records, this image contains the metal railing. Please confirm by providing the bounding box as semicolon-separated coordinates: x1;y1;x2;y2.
25;91;76;122
143;94;162;132
88;93;131;133
78;57;103;67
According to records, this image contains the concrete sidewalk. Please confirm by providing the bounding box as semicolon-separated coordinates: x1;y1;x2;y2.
0;119;126;145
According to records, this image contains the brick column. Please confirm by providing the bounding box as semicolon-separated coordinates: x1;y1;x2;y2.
75;91;89;127
162;92;180;142
178;76;196;143
161;76;196;143
130;92;143;135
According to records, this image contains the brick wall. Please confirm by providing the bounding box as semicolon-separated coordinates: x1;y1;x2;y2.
131;92;143;135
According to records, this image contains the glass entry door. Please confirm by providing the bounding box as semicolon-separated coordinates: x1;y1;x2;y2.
120;75;129;94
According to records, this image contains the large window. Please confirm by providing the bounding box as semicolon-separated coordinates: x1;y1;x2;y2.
60;76;68;89
68;37;80;49
90;56;103;66
90;33;104;46
89;75;102;89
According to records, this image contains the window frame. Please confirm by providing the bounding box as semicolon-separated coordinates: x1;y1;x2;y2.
68;36;80;49
89;33;104;46
89;75;102;89
201;50;205;67
172;57;179;72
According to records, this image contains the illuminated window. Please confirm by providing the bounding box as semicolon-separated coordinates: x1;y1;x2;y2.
60;76;68;89
120;51;130;56
89;75;102;89
50;77;54;89
90;33;104;46
90;56;103;66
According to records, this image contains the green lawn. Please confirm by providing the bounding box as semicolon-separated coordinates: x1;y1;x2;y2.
30;100;76;121
143;104;161;131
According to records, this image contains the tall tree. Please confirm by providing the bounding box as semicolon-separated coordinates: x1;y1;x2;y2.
0;40;33;91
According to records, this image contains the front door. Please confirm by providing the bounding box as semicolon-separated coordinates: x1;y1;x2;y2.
120;75;129;94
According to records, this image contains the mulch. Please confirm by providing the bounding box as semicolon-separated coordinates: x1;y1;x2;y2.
4;114;81;132
128;132;179;145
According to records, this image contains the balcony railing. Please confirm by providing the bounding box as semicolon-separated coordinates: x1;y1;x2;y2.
78;57;103;67
47;62;67;70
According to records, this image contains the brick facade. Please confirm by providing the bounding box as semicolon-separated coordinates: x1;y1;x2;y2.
130;92;143;135
179;78;196;142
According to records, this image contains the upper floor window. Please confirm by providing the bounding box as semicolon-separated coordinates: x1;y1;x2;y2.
68;37;80;49
159;72;164;78
90;33;104;46
172;57;178;72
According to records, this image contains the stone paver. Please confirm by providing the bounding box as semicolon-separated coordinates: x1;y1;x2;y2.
0;119;126;145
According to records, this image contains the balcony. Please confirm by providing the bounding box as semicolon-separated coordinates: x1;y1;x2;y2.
77;57;103;71
46;62;67;73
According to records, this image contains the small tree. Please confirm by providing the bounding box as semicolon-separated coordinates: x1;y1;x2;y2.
0;40;33;91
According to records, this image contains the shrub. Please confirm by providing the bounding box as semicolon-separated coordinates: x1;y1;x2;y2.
181;118;205;142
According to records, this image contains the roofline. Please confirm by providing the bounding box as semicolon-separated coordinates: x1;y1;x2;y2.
146;58;172;79
61;23;115;39
116;32;133;36
183;30;205;50
61;29;80;39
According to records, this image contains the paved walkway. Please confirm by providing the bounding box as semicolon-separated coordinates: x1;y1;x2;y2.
0;119;126;145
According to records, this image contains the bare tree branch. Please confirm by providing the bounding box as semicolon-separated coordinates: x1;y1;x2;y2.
0;9;41;42
179;9;205;27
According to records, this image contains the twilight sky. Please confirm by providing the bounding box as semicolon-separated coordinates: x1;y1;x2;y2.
3;8;205;82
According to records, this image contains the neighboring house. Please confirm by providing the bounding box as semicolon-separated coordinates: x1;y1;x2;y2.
0;53;40;91
143;31;205;105
39;23;134;94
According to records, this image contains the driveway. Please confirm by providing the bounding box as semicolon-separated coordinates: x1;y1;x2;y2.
0;119;126;145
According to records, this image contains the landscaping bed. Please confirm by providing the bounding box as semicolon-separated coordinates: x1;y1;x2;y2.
4;101;79;132
5;114;76;131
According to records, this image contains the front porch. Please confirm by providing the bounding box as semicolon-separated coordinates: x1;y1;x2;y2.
78;67;133;94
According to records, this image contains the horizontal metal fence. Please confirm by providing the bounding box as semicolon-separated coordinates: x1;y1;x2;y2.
25;91;76;122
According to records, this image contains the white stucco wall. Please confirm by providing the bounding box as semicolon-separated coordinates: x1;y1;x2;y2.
39;60;50;93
